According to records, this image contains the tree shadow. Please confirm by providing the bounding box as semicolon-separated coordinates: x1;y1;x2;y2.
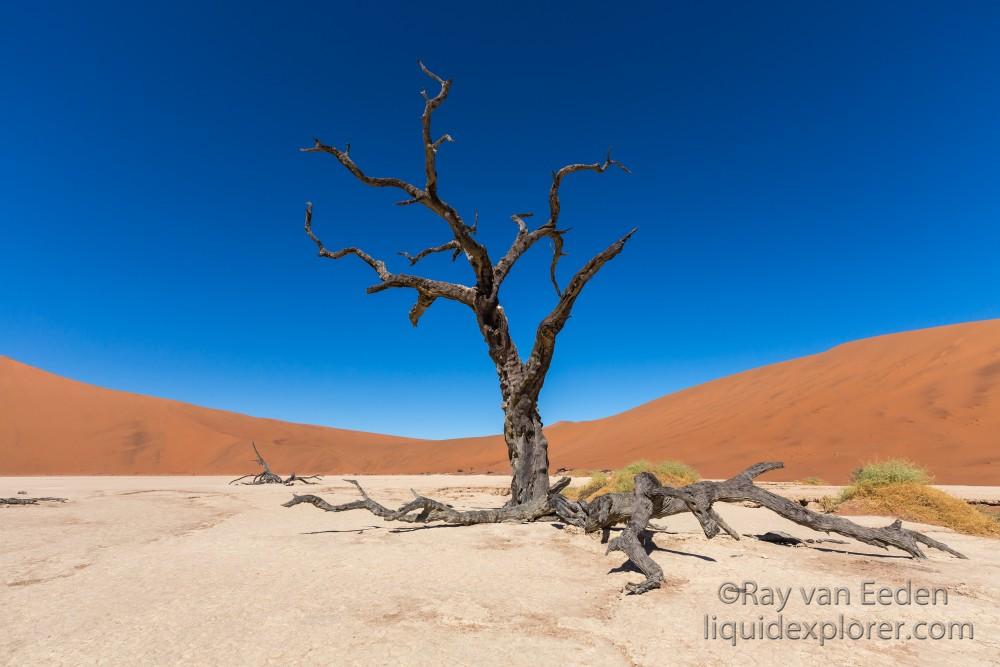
807;545;912;559
301;523;472;535
301;526;384;535
653;546;717;562
388;524;469;533
608;560;644;574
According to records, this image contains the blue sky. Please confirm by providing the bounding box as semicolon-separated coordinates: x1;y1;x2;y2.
2;2;998;438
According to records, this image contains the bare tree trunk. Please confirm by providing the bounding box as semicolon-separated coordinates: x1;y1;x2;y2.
504;397;551;505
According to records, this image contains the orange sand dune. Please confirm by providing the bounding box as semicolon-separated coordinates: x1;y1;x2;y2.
0;358;473;476
2;320;999;483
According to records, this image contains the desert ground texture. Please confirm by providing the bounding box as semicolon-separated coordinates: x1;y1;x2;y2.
2;476;998;666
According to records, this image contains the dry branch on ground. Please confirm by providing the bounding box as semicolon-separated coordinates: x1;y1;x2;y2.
1;497;67;505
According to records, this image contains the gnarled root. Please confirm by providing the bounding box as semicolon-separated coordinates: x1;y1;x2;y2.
599;462;967;594
283;463;967;596
284;477;572;525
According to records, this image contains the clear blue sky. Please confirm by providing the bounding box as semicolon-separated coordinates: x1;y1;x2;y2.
2;2;998;438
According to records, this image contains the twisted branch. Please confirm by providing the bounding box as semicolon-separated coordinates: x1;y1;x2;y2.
519;227;637;398
418;60;451;200
548;150;631;228
303;62;494;291
591;462;968;594
304;202;475;323
493;152;629;296
284;477;571;525
399;240;461;265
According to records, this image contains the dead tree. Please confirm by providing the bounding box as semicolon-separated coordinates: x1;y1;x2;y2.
301;62;633;505
230;442;322;486
290;65;966;593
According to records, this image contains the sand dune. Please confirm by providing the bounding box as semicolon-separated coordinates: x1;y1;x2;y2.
2;320;999;483
537;319;1000;484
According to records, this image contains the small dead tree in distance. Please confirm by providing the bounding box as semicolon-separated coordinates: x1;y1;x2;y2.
230;442;322;486
288;64;965;594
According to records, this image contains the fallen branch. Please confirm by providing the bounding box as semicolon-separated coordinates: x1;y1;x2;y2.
597;463;967;594
1;497;67;506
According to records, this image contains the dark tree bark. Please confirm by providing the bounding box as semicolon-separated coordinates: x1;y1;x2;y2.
230;442;322;486
302;63;633;504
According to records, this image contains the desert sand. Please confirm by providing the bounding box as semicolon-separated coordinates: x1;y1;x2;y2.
2;476;998;666
2;319;999;483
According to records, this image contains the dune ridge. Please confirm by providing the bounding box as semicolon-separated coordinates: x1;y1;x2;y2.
2;319;998;483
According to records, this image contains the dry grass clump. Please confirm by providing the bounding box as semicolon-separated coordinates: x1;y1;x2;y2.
839;483;1000;537
850;459;932;486
564;460;700;500
798;476;826;485
819;458;999;537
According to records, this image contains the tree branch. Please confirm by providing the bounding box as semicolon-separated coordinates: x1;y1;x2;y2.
301;63;495;289
548;150;631;228
301;140;424;201
304;203;475;323
493;152;628;294
519;228;637;398
418;60;451;200
399;240;461;265
283;477;567;525
493;214;571;294
408;290;437;327
414;62;495;287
